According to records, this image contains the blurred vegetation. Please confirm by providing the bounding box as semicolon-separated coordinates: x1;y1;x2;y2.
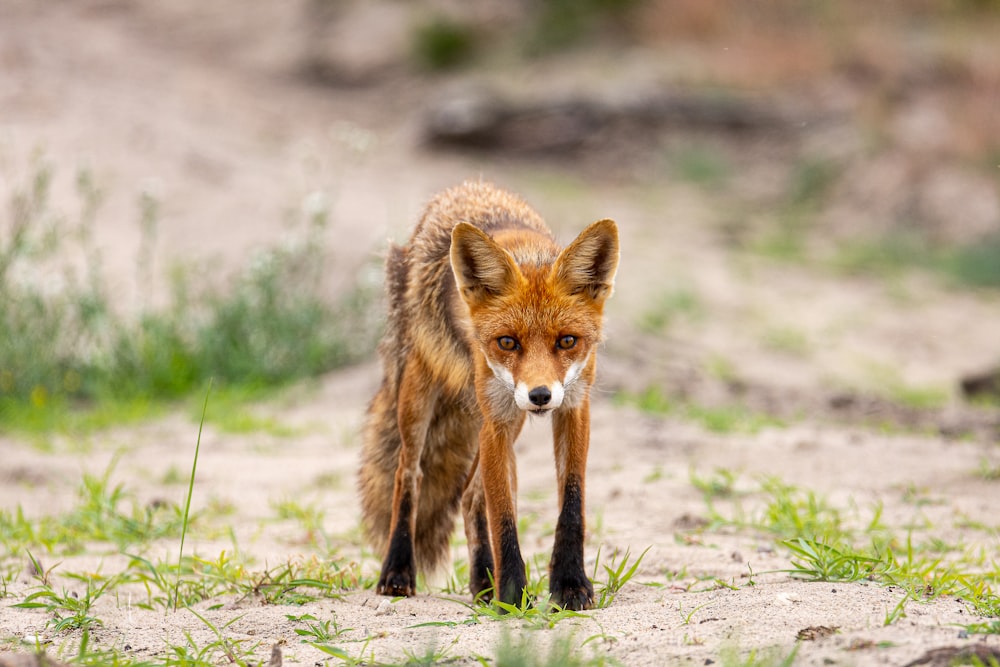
616;385;786;434
637;286;703;334
526;0;643;53
409;0;643;68
406;0;1000;293
412;17;477;70
833;231;1000;289
0;162;380;433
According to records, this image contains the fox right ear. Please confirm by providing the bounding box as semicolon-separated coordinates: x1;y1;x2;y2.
450;223;520;306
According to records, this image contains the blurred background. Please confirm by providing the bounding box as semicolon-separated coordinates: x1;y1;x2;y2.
1;0;999;437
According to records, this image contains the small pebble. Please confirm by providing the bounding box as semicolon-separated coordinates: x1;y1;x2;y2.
374;599;395;616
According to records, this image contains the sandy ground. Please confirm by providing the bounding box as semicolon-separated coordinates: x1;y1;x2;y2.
3;2;1000;666
2;372;999;666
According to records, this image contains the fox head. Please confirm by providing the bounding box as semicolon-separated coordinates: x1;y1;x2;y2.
450;219;619;414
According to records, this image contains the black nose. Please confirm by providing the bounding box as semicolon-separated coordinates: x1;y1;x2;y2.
528;386;552;407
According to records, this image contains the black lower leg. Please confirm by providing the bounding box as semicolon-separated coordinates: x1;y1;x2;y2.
377;491;417;597
549;475;593;610
469;512;494;601
497;516;527;606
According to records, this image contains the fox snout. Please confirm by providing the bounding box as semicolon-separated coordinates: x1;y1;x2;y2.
528;386;551;406
515;381;565;413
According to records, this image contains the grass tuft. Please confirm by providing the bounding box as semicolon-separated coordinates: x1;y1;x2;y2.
592;545;649;608
0;163;380;434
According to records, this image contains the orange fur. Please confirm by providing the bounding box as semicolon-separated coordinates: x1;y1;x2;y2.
358;181;619;609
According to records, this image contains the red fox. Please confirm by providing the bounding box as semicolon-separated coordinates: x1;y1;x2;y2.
357;181;619;610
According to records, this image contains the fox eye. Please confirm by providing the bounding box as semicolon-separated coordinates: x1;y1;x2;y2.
497;336;519;351
557;335;577;350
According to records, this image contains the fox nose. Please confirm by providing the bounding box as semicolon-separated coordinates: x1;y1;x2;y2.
528;386;552;407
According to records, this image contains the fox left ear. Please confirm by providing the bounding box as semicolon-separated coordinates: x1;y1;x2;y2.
553;219;620;303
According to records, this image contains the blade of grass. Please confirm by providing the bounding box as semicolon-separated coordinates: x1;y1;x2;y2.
172;378;212;613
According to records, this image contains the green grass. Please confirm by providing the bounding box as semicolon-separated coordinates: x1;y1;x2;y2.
426;546;645;630
270;498;334;550
637;286;703;334
0;461;187;556
831;231;936;280
672;145;733;188
946;232;1000;288
834;230;1000;290
0;161;380;434
862;362;950;410
751;158;840;262
191;386;301;436
592;546;648;608
716;642;800;667
740;151;1000;292
12;563;118;632
690;467;741;501
172;381;208;611
524;0;642;54
779;537;886;583
691;470;1000;621
701;473;888;547
412;17;477;70
489;629;620;667
617;386;786;434
4;461;1000;666
759;325;812;357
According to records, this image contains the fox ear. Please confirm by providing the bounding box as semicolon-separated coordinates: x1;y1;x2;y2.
553;219;619;303
450;222;520;306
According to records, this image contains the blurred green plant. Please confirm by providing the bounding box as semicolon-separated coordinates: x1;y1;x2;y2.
945;232;1000;288
754;158;840;261
490;628;617;667
717;641;800;667
862;362;950;410
673;145;732;188
413;17;477;70
0;161;380;432
0;459;185;555
637;286;703;334
760;325;812;357
526;0;642;54
617;386;785;435
834;230;1000;290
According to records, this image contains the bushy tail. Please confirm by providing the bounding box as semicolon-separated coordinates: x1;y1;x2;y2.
358;243;408;561
356;244;465;576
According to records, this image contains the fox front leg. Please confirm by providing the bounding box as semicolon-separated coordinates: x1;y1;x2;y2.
479;415;528;606
549;404;595;610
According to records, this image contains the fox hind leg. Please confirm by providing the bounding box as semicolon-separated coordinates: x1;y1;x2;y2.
376;358;440;597
462;454;495;601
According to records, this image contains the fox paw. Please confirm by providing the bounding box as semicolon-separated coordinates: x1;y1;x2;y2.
496;571;529;608
376;568;415;597
470;575;493;604
551;575;594;611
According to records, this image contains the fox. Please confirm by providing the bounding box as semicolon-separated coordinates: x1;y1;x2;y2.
357;181;619;610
